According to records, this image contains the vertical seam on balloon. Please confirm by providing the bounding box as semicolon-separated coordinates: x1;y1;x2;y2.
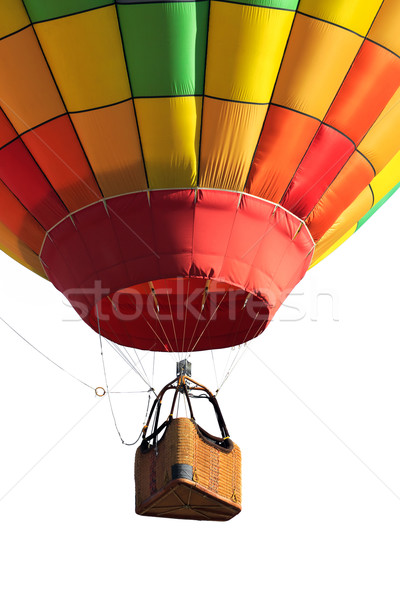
369;183;376;208
0;17;75;221
0;170;47;236
19;0;106;200
269;14;384;218
102;198;132;283
293;2;385;222
241;6;298;194
147;191;162;278
303;150;375;228
196;0;212;188
0;112;49;240
244;3;384;210
281;132;357;218
0;134;70;222
39;233;93;311
114;1;150;189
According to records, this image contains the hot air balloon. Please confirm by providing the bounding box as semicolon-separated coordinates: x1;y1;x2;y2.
0;0;399;519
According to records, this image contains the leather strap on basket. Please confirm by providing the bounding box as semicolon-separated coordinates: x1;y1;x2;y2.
141;375;230;449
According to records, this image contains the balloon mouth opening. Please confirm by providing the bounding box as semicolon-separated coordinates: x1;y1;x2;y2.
40;188;314;352
87;276;270;353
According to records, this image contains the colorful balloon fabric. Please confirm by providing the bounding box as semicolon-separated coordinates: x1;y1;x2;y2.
0;0;399;351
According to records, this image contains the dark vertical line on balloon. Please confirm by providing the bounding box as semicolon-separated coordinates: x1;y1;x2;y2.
279;3;385;218
115;0;150;189
20;0;106;200
298;3;385;225
0;172;47;234
302;150;375;228
369;183;375;208
196;0;212;188
241;7;298;195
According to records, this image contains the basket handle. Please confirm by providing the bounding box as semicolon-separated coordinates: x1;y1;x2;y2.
141;376;231;449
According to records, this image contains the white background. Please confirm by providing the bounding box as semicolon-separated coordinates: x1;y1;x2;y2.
0;196;399;599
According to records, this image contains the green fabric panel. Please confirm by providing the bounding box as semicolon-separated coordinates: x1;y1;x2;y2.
223;0;299;8
356;182;400;231
24;0;112;22
118;2;209;97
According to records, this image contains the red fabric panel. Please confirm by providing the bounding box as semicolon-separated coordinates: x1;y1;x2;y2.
150;189;196;276
192;189;240;277
245;105;320;203
0;139;67;229
306;152;375;240
22;115;102;212
0;179;45;253
325;40;400;145
107;192;160;285
280;124;355;219
0;108;17;148
41;189;314;351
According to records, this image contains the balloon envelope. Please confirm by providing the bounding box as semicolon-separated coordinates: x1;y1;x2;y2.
0;0;399;351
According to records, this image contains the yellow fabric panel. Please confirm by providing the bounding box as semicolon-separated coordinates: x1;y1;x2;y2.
135;96;202;189
0;223;46;278
0;0;30;38
369;149;400;204
205;3;294;103
358;88;400;172
34;6;131;112
298;0;382;36
272;13;362;120
310;186;373;266
311;225;357;267
199;97;267;190
0;28;64;132
369;0;400;62
71;101;147;197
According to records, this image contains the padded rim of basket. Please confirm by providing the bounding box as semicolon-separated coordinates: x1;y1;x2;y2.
139;417;235;455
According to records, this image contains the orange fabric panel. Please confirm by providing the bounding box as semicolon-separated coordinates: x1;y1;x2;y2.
272;13;362;120
22;115;102;212
368;0;400;57
71;101;147;197
246;105;319;202
306;151;374;240
0;221;46;278
298;0;382;36
358;87;400;172
311;186;373;263
0;28;64;133
325;40;400;145
199;97;267;190
0;179;45;253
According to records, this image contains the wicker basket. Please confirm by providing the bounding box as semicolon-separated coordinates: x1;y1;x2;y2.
135;417;242;521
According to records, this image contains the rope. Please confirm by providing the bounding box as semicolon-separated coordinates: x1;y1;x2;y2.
166;288;181;361
215;313;268;394
96;306;154;445
106;339;152;390
189;291;228;354
0;314;94;391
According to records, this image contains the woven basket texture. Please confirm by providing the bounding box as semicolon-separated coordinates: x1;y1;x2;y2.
135;418;241;512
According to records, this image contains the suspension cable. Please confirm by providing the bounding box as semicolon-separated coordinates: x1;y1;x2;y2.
0;314;94;391
96;306;154;445
106;339;152;390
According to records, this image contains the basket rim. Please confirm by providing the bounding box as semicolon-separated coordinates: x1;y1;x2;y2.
138;416;235;455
